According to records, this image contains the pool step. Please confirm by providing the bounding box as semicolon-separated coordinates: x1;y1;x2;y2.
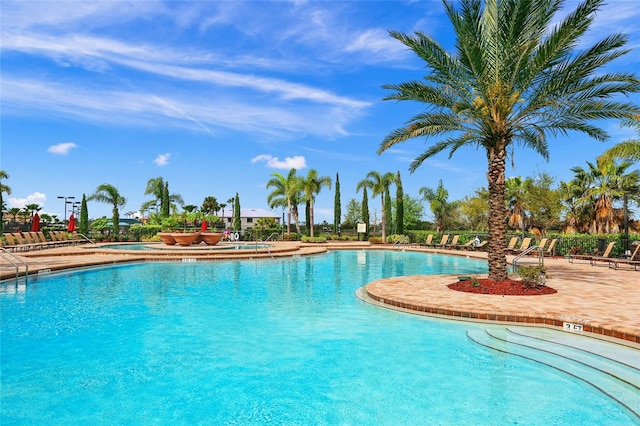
466;328;640;422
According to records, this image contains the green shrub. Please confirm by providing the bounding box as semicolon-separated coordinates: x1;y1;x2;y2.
517;265;547;288
129;225;162;242
301;236;327;243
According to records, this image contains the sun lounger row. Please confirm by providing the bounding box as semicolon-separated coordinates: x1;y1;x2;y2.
420;234;487;250
2;231;79;251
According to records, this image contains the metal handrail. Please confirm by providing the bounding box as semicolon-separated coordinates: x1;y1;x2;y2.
0;248;29;282
393;236;410;249
512;245;543;270
75;233;96;245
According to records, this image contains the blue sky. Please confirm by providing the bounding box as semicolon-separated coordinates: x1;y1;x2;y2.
2;0;639;223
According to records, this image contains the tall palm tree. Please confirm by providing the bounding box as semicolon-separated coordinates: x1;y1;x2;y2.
419;179;459;233
356;171;396;242
571;157;640;234
266;169;302;235
88;183;127;237
379;0;640;280
301;169;332;237
0;170;10;233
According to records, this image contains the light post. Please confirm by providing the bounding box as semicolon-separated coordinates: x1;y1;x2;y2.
57;196;75;226
72;202;81;218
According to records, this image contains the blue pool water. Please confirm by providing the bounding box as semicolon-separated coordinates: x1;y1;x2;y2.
1;250;635;424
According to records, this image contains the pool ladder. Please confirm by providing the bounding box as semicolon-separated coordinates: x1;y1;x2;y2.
511;245;544;271
0;248;29;283
258;232;280;258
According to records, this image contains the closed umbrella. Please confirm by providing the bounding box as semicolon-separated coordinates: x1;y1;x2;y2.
31;212;41;232
201;220;208;231
67;214;76;232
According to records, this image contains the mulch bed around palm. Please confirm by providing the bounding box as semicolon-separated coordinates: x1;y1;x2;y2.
448;279;557;295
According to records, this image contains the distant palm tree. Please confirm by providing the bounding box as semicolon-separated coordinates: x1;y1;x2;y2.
142;177;184;216
571;157;640;234
357;171;395;242
505;177;527;236
301;169;332;237
88;184;127;236
419;179;459;233
379;0;640;280
0;169;10;233
267;169;302;235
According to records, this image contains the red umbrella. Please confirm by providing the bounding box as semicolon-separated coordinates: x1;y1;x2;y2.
67;214;76;232
201;220;208;231
31;212;41;232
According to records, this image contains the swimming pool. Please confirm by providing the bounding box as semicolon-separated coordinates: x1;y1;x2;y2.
1;250;637;424
98;242;272;250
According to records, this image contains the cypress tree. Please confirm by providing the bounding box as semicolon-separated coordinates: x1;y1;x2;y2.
79;194;89;235
396;171;404;234
233;193;241;231
384;185;392;235
334;173;341;235
362;187;369;240
162;182;170;216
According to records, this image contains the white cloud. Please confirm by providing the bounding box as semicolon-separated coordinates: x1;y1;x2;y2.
251;154;307;170
8;192;46;209
154;153;171;166
47;142;77;155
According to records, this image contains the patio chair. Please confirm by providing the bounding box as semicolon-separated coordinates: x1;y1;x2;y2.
420;234;434;247
508;237;532;254
3;233;20;251
568;241;616;265
608;242;640;271
506;237;518;251
543;239;558;257
434;234;450;248
444;235;460;249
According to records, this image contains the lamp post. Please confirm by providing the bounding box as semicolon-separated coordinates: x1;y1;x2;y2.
57;196;75;226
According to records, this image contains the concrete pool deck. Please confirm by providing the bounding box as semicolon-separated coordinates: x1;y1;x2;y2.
2;241;638;345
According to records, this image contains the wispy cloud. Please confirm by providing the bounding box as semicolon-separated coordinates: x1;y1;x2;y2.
154;153;171;166
47;142;77;155
251;154;307;170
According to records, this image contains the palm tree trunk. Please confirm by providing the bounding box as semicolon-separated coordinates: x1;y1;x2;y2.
310;200;315;237
381;200;386;243
487;146;509;281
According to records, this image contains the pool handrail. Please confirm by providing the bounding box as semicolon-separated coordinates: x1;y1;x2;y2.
0;248;28;283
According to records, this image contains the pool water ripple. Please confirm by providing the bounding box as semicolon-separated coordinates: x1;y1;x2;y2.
1;250;636;424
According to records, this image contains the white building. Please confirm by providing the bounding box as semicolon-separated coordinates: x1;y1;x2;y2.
216;208;280;231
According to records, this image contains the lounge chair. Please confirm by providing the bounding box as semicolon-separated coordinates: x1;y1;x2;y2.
508;237;532;254
568;241;616;265
420;234;434;247
2;233;20;251
455;240;476;250
506;237;518;251
543;238;558;256
444;235;460;249
608;242;640;271
475;240;488;250
434;234;450;248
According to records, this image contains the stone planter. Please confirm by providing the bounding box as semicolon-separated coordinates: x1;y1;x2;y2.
171;232;200;247
158;232;176;245
201;232;223;246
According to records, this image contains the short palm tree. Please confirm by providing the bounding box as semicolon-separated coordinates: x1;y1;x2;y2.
301;169;332;237
357;171;396;242
142;177;184;216
419;179;459;233
88;184;127;237
379;0;640;280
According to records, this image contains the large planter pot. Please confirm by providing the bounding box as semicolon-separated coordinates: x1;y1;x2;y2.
171;232;200;247
201;232;223;246
158;232;176;245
